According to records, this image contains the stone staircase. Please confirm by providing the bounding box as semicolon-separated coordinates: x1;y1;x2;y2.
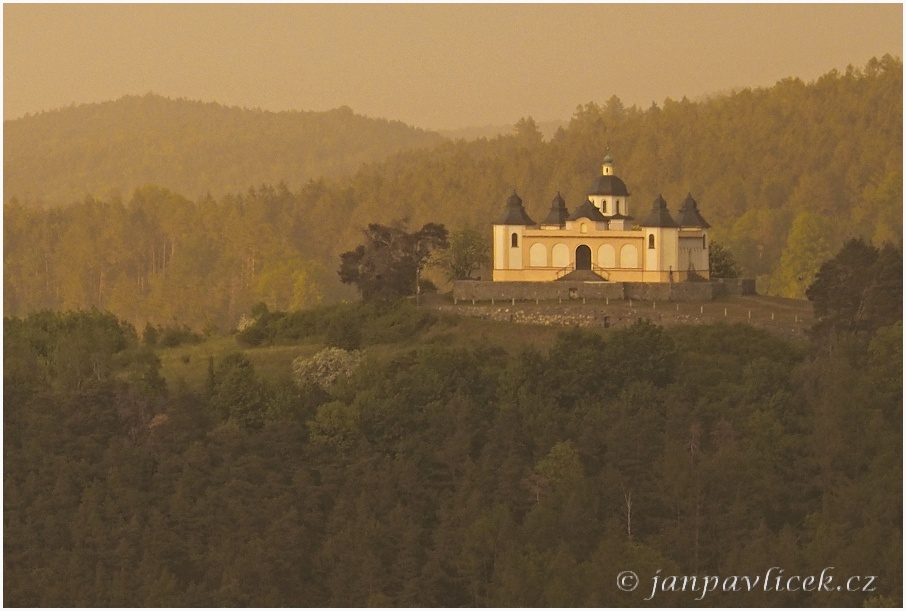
557;269;608;282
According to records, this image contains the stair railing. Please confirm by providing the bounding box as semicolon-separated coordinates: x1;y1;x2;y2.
555;263;575;279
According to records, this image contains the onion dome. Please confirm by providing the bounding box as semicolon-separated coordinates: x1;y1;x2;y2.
569;198;608;222
676;193;711;228
496;190;536;225
603;153;614;164
542;192;570;226
640;195;678;227
587;173;629;196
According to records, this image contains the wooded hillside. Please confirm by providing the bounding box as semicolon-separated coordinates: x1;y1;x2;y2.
4;57;901;328
3;93;445;207
4;301;901;606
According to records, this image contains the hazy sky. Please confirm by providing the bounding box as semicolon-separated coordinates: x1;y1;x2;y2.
4;4;902;130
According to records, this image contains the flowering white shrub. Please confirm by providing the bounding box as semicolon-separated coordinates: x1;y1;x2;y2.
292;347;363;392
236;315;257;333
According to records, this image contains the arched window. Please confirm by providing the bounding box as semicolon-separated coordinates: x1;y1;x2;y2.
580;223;587;234
702;235;707;249
615;199;620;214
648;234;655;249
511;233;518;248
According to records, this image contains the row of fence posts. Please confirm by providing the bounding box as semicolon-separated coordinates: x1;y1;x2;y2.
451;296;802;323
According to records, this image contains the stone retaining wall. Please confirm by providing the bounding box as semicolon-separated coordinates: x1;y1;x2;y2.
452;279;752;302
431;301;808;338
452;280;623;302
623;282;714;301
712;278;757;296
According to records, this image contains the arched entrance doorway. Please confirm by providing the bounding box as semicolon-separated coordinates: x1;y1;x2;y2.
576;245;592;270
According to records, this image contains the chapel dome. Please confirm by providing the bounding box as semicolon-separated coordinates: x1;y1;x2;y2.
587;174;630;197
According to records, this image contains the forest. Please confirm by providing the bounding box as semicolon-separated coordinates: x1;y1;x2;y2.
3;237;902;606
3;56;902;330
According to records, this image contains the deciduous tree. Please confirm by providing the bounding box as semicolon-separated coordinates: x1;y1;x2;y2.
708;241;741;278
338;221;448;301
806;238;903;342
430;225;490;281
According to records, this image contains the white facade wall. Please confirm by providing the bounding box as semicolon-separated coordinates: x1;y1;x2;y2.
645;230;659;271
508;227;524;269
644;227;679;272
552;243;570;268
493;226;506;269
620;244;639;268
598;244;616;268
529;243;547;267
589;195;629;216
679;234;708;273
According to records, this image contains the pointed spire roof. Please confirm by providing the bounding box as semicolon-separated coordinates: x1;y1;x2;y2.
542;191;570;226
495;190;536;225
569;197;608;222
641;195;678;228
676;193;711;228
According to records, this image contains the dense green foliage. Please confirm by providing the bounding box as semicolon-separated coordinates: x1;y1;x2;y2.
338;221;449;301
708;241;741;279
143;322;204;348
806;238;902;346
5;184;334;330
3;93;444;207
431;224;492;281
236;300;439;349
4;58;901;327
5;303;901;606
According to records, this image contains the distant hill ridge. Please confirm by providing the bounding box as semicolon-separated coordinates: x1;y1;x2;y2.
439;119;565;141
3;93;446;207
